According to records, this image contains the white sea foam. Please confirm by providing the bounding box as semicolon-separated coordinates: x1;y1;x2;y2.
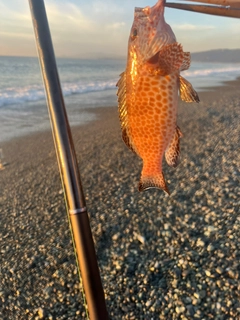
0;80;117;108
182;66;240;78
0;57;240;142
1;64;239;108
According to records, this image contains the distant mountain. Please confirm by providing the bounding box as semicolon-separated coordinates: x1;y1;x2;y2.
191;49;240;63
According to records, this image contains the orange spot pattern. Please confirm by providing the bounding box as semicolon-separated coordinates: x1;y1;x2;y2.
128;73;178;176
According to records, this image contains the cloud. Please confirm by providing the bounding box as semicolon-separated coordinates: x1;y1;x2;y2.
173;23;216;31
0;0;131;58
106;22;126;30
92;1;124;14
1;0;239;58
45;2;93;32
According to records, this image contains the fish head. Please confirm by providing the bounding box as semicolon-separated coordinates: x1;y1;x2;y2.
128;0;176;63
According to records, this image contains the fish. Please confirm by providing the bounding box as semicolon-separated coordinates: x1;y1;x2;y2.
116;0;199;194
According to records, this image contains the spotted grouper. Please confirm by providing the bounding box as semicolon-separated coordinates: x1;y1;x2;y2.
117;0;199;194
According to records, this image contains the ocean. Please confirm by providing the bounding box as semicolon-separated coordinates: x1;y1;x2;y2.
0;55;240;143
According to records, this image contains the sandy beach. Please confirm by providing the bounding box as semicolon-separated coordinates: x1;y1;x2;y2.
0;79;239;319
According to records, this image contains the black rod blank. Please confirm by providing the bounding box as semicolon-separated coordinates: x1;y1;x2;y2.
165;1;240;18
28;1;108;319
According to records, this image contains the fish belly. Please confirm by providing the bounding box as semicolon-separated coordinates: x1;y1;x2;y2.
128;73;178;191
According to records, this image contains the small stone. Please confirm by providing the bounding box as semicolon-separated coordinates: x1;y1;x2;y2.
205;270;212;277
164;223;169;230
38;307;46;319
112;233;120;241
216;302;221;309
196;238;205;247
226;268;236;279
146;300;152;308
172;279;178;288
186;304;195;316
178;259;185;265
226;300;232;307
199;290;206;299
207;226;216;232
115;261;121;270
121;306;128;312
175;306;185;314
184;296;192;304
216;267;223;274
134;232;146;244
182;270;189;278
207;244;215;252
43;286;53;297
204;225;217;237
194;292;200;299
192;298;200;305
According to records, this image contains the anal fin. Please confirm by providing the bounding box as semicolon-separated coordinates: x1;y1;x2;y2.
179;75;200;103
122;127;137;154
165;126;182;168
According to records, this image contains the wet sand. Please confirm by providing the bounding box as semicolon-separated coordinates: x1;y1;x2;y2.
0;79;239;319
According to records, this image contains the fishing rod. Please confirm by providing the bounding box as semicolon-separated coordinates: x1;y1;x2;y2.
165;0;240;18
28;1;109;319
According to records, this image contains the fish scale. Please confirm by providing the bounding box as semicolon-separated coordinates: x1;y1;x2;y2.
117;0;199;194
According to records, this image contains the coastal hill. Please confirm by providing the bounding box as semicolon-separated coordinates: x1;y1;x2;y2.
191;48;240;63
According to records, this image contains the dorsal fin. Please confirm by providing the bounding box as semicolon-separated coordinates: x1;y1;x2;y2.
116;72;137;154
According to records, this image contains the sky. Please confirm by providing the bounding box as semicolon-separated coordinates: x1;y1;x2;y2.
0;0;240;58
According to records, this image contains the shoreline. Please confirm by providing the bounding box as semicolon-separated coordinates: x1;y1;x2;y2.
1;76;240;148
0;77;239;319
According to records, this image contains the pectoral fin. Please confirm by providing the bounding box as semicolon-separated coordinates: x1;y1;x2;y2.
165;126;183;168
179;75;200;103
147;43;185;76
180;52;191;71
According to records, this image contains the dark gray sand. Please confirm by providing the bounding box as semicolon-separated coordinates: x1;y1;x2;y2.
0;79;239;319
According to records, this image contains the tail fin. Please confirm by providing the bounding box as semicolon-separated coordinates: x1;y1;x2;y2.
138;172;170;195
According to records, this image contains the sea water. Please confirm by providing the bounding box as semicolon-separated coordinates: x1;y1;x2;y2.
0;56;240;142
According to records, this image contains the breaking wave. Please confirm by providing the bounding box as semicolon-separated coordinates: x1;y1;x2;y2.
1;62;240;108
0;80;117;108
183;65;240;78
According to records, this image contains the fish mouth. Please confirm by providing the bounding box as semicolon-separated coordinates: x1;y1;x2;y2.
135;0;165;18
134;6;150;18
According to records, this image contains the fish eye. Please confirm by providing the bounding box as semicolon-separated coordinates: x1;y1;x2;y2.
131;28;138;39
133;29;138;37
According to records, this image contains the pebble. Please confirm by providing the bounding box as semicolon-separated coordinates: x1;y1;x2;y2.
228;269;237;279
145;300;152;308
216;267;223;274
38;307;46;319
175;306;185;314
207;244;215;251
205;270;212;277
0;83;239;319
134;232;146;244
196;238;205;247
112;233;120;241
